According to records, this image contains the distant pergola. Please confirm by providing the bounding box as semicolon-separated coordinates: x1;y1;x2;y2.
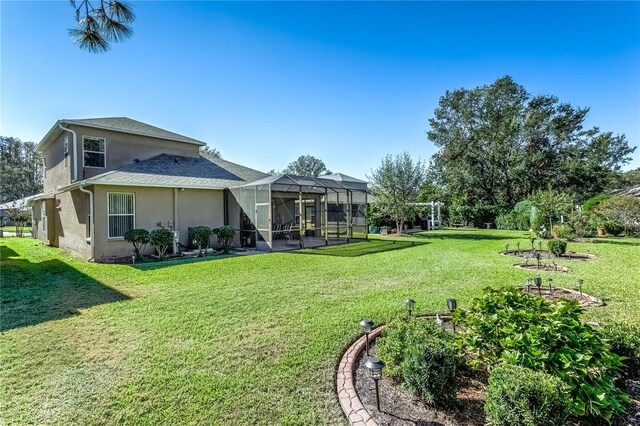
413;201;444;230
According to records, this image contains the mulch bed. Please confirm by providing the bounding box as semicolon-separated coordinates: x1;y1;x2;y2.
355;345;639;426
354;345;486;426
521;287;604;308
502;249;596;261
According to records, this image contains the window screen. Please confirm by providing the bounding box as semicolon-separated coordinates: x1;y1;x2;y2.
108;193;134;238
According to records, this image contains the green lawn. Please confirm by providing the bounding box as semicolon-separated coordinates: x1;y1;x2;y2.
1;226;31;233
1;230;639;425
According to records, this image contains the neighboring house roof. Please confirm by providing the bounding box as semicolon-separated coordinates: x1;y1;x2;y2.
610;184;640;198
66;154;268;190
36;117;206;152
0;193;53;209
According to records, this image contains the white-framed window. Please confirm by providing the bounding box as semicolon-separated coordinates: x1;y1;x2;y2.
107;192;135;239
64;137;69;168
83;136;106;168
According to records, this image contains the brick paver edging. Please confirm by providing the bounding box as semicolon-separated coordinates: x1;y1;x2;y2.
336;326;383;426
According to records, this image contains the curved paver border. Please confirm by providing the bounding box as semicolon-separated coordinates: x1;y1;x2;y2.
336;326;383;426
336;315;453;426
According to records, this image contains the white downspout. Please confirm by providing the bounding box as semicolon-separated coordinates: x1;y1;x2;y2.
79;182;95;261
58;123;78;182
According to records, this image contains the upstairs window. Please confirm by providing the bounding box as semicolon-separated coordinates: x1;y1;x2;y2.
83;136;106;168
108;192;135;238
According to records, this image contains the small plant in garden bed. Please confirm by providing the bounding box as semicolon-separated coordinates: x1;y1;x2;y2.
190;226;213;257
375;317;459;407
124;228;150;260
150;228;174;259
453;287;629;422
547;239;567;256
485;364;571;426
213;225;235;253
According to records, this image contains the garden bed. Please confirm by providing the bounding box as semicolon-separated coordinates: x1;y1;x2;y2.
521;286;604;308
354;343;486;426
514;262;571;272
501;249;596;260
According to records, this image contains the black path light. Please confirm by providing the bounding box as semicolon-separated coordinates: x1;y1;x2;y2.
534;277;543;296
524;277;532;292
447;298;457;331
547;278;553;292
577;278;584;296
365;357;386;411
360;319;374;356
405;298;416;317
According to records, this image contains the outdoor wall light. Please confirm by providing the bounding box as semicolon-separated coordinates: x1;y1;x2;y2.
365;357;386;411
405;298;416;316
360;318;374;356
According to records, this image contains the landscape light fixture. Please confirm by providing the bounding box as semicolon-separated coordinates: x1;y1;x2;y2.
360;319;374;356
405;299;416;316
365;357;386;411
447;298;457;332
534;277;542;296
577;279;584;296
524;277;532;292
547;278;553;292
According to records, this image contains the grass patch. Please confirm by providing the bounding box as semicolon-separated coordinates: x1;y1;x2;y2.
1;229;639;424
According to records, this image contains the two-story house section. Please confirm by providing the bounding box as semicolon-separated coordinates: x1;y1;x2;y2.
30;117;267;261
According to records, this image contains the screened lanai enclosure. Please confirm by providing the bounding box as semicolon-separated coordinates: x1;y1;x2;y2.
229;174;368;251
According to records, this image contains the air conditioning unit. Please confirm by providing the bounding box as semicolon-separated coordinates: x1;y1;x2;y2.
171;231;179;254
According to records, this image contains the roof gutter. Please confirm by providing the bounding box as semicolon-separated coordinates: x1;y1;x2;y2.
78;182;95;261
58;123;78;182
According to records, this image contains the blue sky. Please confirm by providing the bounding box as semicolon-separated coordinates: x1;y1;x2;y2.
2;1;639;179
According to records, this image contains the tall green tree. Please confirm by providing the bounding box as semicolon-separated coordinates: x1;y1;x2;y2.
0;137;43;203
68;0;135;53
427;76;635;211
528;188;572;231
283;155;331;177
368;152;426;234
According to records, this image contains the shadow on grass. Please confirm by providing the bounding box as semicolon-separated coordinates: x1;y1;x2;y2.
0;244;129;332
410;231;508;241
590;239;640;247
129;253;238;271
291;240;428;257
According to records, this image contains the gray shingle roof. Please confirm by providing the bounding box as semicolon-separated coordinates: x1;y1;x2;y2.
611;184;640;198
87;154;267;189
62;117;205;146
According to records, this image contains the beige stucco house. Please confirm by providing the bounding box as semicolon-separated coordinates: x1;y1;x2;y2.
30;117;368;261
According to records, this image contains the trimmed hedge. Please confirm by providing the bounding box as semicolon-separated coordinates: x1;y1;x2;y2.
375;317;458;407
485;364;570;426
547;239;567;256
150;229;174;259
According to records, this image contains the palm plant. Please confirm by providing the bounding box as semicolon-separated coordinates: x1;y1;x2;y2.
69;0;135;53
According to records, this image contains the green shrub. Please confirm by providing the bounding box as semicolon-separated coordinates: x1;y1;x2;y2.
547;239;567;256
496;212;518;230
597;195;640;236
213;225;235;253
190;226;213;256
376;317;458;407
582;194;610;214
601;323;640;385
569;212;595;238
149;229;174;259
485;364;571;426
454;287;628;421
604;221;624;236
554;223;574;240
124;228;150;260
